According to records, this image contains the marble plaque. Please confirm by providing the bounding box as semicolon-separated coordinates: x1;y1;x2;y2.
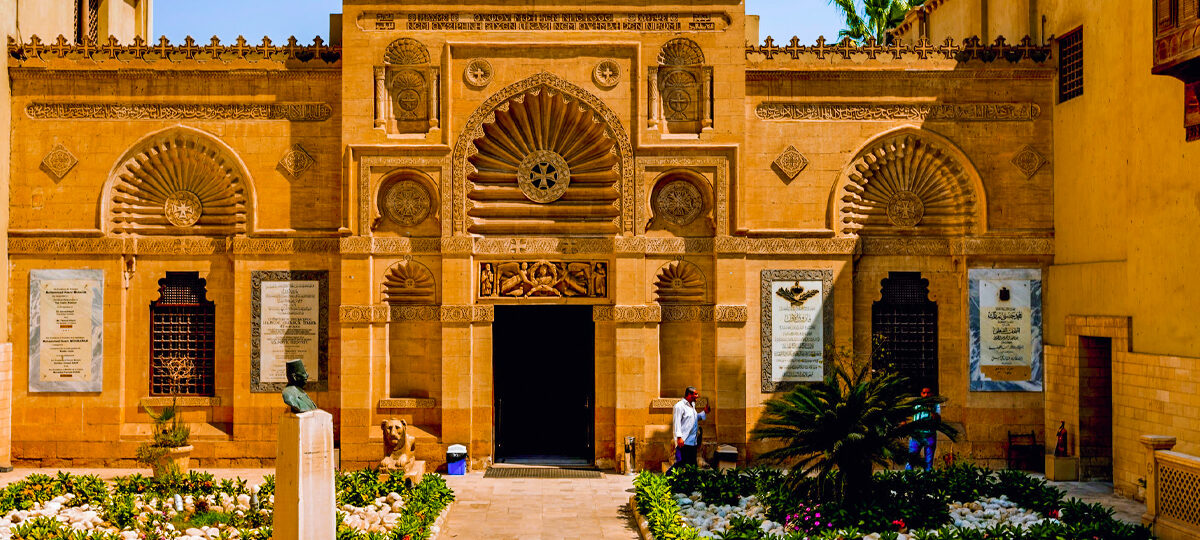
29;269;104;392
969;268;1043;391
252;271;329;392
760;269;834;392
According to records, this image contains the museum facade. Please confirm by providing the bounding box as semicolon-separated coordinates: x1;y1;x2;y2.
3;0;1062;472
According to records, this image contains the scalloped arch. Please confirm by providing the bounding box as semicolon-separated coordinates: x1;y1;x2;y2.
658;38;704;66
382;260;436;304
452;71;634;235
654;260;705;303
384;38;430;65
100;125;256;236
831;126;986;237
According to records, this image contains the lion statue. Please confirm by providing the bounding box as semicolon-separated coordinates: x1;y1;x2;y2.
380;419;417;474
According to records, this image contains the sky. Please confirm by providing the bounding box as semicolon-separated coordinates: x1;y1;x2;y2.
153;0;850;45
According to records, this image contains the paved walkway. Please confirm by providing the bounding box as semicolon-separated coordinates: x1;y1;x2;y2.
440;471;639;540
1044;478;1146;525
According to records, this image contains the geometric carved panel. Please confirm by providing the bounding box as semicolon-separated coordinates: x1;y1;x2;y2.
772;145;808;180
1011;145;1047;178
41;143;78;180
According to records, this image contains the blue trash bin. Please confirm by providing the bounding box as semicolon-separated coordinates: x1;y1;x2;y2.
446;444;467;475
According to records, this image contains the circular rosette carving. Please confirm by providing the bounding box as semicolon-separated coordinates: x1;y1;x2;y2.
517;150;570;203
464;58;493;87
381;179;432;226
383;260;436;304
466;86;620;234
593;59;621;88
839;132;979;236
652;179;703;226
654;260;705;303
107;126;249;235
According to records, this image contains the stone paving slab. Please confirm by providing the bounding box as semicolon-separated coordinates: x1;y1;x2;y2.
1042;478;1146;525
440;471;640;540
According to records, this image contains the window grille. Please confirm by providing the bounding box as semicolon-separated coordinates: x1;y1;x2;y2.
1058;27;1084;103
872;272;939;394
150;272;215;396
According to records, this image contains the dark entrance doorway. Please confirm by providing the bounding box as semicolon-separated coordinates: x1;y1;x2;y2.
872;272;939;394
1078;336;1113;481
493;305;594;463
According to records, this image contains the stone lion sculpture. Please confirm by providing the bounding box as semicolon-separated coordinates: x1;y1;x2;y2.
380;419;417;474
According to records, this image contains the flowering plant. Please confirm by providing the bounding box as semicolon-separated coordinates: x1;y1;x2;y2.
785;502;835;533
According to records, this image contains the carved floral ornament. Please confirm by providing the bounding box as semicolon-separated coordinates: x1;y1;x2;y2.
105;126;251;236
654;260;705;303
463;58;493;87
650;175;705;227
838;130;981;236
593;59;621;88
383;38;430;65
378;175;434;227
41;143;78;179
382;260;436;304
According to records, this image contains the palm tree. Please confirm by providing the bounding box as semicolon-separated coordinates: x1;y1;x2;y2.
827;0;927;44
750;360;957;502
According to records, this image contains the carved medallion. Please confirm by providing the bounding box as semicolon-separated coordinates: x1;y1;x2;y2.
41;143;78;180
887;191;924;228
382;180;432;226
278;143;314;178
391;70;426;120
773;145;808;180
463;58;493;87
164;191;203;227
593;59;621;88
517;150;571;203
1011;144;1047;178
653;180;703;226
662;70;698;121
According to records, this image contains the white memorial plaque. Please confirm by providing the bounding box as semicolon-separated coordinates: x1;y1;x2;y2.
29;269;104;392
252;271;329;392
761;270;834;392
969;268;1043;391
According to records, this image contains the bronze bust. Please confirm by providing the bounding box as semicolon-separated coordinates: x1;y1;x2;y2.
282;360;319;413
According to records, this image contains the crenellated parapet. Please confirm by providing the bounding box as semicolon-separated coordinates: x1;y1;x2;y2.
745;35;1052;64
7;35;341;66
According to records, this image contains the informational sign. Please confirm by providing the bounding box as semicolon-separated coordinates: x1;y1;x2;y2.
29;269;104;392
251;271;329;392
760;269;834;392
969;268;1043;391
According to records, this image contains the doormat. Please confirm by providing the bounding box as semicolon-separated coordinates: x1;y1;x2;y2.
483;467;602;479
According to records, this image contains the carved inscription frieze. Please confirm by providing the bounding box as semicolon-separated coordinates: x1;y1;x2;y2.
478;260;608;298
755;102;1041;122
27;102;333;121
358;12;727;32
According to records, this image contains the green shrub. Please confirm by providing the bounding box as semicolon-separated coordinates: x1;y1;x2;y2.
101;492;138;530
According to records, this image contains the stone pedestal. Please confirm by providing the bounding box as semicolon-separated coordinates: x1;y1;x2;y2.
274;410;335;540
1045;455;1078;481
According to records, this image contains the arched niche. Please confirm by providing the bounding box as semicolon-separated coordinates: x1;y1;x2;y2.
830;126;987;237
647;168;715;236
100;125;256;236
373;169;440;235
451;71;634;236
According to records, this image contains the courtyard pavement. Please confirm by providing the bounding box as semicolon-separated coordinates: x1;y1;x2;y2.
0;467;1146;536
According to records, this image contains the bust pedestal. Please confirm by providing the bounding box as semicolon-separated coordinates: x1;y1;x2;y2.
1045;455;1078;481
274;410;335;540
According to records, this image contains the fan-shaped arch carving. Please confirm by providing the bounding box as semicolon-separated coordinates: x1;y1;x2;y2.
835;128;984;236
384;38;430;65
383;260;436;304
654;260;705;303
658;38;704;66
103;125;253;236
457;72;630;235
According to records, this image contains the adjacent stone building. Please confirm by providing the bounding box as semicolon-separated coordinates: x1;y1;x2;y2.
1;0;1180;482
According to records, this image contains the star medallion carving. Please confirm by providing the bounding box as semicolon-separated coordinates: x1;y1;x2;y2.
1011;145;1047;178
773;145;808;180
593;59;621;89
279;144;315;178
42;143;78;180
464;58;493;88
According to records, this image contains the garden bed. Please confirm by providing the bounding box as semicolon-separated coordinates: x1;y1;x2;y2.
0;468;453;540
632;465;1154;540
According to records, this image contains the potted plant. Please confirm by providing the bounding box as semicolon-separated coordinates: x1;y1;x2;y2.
136;354;196;476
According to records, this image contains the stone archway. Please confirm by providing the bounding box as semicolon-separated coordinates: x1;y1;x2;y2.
451;72;634;236
831;126;987;237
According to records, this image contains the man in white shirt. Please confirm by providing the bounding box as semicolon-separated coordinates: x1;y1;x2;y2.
672;386;709;468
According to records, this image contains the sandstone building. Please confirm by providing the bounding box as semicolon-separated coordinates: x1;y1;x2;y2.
0;0;1191;496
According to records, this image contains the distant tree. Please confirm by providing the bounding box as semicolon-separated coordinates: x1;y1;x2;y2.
827;0;927;44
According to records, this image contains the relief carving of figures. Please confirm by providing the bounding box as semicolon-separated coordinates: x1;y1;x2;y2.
481;260;608;298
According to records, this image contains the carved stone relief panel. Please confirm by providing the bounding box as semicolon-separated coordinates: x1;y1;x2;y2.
1010;145;1047;178
651;38;711;134
636;158;727;236
41;143;78;180
654;260;705;303
651;178;704;226
593;59;621;88
278;143;314;178
772;145;808;181
478;260;608;299
378;175;435;228
382;260;436;304
463;58;493;88
377;37;439;135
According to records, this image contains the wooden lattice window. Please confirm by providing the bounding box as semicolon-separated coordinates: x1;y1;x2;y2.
872;272;938;394
150;272;215;396
1058;26;1084;103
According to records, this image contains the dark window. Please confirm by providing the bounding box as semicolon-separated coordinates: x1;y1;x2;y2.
1157;0;1179;34
1058;26;1084;103
872;272;938;394
149;272;215;396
